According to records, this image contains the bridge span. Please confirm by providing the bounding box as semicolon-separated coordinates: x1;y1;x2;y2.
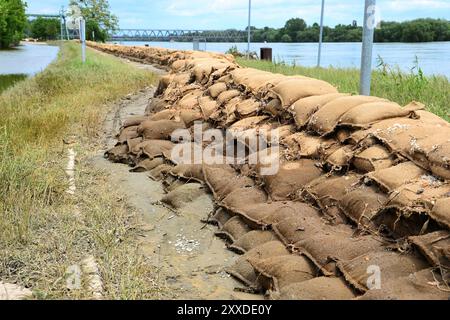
109;29;250;42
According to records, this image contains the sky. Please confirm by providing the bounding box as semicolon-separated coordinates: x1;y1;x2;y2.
27;0;450;30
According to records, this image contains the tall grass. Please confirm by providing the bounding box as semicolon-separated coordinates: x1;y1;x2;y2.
237;57;450;122
0;42;164;299
0;74;27;93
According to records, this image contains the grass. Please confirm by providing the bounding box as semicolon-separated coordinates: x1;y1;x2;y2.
237;57;450;122
0;74;27;94
0;42;167;299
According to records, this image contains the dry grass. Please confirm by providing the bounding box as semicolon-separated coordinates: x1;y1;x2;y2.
0;42;168;299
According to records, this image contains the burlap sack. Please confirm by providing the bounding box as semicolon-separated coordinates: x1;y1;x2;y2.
290;93;349;128
208;82;227;98
282;133;338;160
117;126;139;143
137;120;185;140
221;186;268;211
338;101;422;128
169;164;204;183
230;201;319;230
262;160;323;201
136;140;175;160
295;234;385;276
106;144;130;164
229;230;278;254
209;208;234;229
126;137;143;155
367;161;427;193
130;157;165;172
122;116;150;128
161;183;206;209
409;231;450;269
176;89;203;110
337;251;430;293
215;216;252;244
198;96;219;119
309;95;386;136
353;145;395;173
250;255;316;292
229;116;269;133
338;185;388;228
226;241;290;289
276;277;356;300
149;109;178;121
325;145;355;169
263;99;283;117
268;78;338;107
217;89;241;106
428;141;450;180
145;98;170;115
148;164;172;180
359;268;449;300
179;109;203;127
430;198;450;229
303;173;361;224
236;98;260;117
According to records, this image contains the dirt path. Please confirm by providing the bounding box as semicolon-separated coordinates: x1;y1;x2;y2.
89;60;260;300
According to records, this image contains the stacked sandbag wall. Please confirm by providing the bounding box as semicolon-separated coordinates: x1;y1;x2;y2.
88;42;449;300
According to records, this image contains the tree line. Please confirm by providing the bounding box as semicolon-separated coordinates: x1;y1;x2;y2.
0;0;27;48
251;18;450;43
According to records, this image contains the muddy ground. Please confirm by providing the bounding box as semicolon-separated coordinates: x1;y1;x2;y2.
89;59;261;300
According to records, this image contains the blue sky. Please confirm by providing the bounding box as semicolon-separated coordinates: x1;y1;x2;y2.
27;0;450;29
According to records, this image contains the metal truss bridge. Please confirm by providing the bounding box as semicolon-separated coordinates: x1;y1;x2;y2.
109;29;250;42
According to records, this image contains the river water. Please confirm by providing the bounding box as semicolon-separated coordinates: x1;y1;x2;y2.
0;43;59;75
117;41;450;78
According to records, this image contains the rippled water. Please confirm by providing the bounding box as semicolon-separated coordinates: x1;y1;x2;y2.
117;41;450;78
0;43;59;76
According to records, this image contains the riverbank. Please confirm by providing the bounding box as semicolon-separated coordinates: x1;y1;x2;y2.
0;42;167;299
237;58;450;122
0;74;27;94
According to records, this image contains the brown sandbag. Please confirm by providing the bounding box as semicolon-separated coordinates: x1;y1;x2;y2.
215;216;252;244
290;93;349;128
149;109;178;121
202;165;255;201
295;234;385;276
282;133;338;160
145;98;170;115
117;126;139;143
367;161;427;193
198;96;219;119
226;241;290;288
169;164;204;183
179;109;203;127
148;164;172;180
230;201;319;230
276;277;356;300
209;208;234;229
236;98;260;117
106;144;130;164
137;119;185;140
430;198;450;229
325;145;354;169
122;116;149;128
338;185;388;228
263;99;283;117
221;186;268;211
161;183;206;209
229;230;278;254
359;268;449;300
136;140;175;160
250;255;316;292
337;251;430;293
353;145;395;173
126;137;144;155
269;78;338;107
428;141;450;180
208;82;227;98
130;157;165;172
262;160;323;201
229;115;269;133
309;95;386;136
338;101;422;128
217;89;241;105
175;89;203;109
409;231;450;269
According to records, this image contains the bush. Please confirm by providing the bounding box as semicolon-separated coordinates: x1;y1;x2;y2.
0;0;27;48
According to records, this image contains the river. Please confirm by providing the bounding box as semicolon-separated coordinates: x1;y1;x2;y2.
117;41;450;78
0;42;59;76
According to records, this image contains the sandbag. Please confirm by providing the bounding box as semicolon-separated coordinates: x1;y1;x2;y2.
428;141;450;180
217;89;241;105
295;234;385;276
250;255;316;292
353;145;395;173
149;109;178;121
122;116;149;128
169;164;204;183
209;208;233;229
106;144;130;164
269;78;338;107
136;140;175;160
262;160;323;201
290;93;348;128
367;162;427;193
430;198;450;229
359;268;449;300
221;186;268;211
137;120;185;140
208;82;227;98
161;183;206;209
282;133;338;160
309;95;386;136
126;137;144;155
337;251;430;293
130;157;165;172
263;99;283;117
276;277;356;300
198;96;219;119
148;164;172;180
229;230;278;254
117;126;139;143
215;216;252;244
325;145;354;169
179;109;203;127
236;98;260;117
409;231;450;269
338;185;389;228
145;98;170;115
226;241;290;288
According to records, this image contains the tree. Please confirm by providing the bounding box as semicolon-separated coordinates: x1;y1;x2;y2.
0;0;27;48
29;17;60;40
284;18;307;40
70;0;118;41
280;34;292;42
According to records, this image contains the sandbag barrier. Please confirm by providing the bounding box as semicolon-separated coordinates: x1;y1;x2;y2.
89;42;450;300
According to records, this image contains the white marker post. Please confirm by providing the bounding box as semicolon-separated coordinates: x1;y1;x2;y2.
317;0;325;67
80;18;86;63
247;0;252;59
360;0;376;95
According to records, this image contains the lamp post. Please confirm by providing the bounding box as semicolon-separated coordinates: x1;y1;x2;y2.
247;0;252;59
317;0;325;67
360;0;376;95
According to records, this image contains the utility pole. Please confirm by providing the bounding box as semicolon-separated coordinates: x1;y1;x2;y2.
247;0;252;59
360;0;376;95
80;18;86;63
317;0;325;67
60;6;64;41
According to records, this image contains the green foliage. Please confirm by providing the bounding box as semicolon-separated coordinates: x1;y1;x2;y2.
70;0;118;37
0;74;26;93
375;19;450;42
29;17;60;40
86;19;108;42
0;0;27;48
